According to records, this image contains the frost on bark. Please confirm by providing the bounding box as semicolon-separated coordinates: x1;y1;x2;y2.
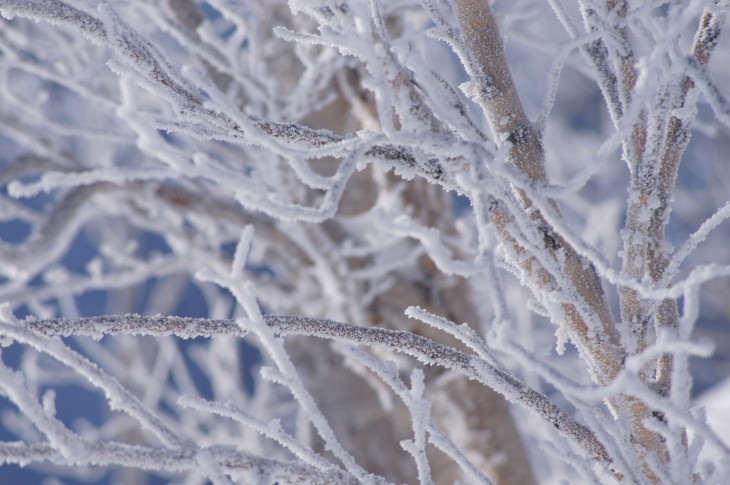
0;1;729;485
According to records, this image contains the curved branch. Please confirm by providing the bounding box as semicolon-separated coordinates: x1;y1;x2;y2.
24;313;614;469
0;0;450;185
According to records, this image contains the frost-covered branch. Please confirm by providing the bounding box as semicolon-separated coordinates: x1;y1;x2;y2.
1;0;729;483
24;312;613;469
0;441;361;485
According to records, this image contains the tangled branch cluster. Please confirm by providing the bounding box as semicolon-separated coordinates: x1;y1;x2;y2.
0;0;729;484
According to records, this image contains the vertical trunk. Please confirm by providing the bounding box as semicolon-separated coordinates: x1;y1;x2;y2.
450;0;667;480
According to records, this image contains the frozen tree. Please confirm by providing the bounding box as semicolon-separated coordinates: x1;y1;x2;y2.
0;0;729;483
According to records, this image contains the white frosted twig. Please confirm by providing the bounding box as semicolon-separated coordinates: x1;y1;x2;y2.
235;146;364;222
338;344;493;485
231;225;255;280
0;254;189;307
536;30;603;131
399;368;434;485
273;27;358;57
405;306;500;367
0;440;361;484
197;230;381;485
0;0;449;186
491;162;730;302
0;359;85;459
690;64;730;126
0;312;239;484
25;312;613;469
0;311;191;449
500;335;729;462
235;292;380;485
178;395;334;471
385;214;486;277
0;185;106;280
664;201;730;285
7;169;173;198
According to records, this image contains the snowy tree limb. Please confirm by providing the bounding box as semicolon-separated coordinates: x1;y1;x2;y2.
23;313;614;470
